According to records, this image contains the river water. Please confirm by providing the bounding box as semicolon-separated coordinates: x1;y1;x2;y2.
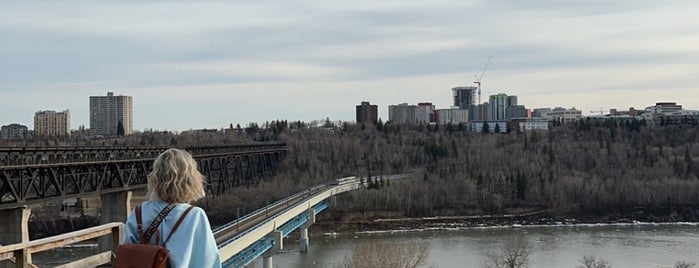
34;223;698;267
256;223;699;268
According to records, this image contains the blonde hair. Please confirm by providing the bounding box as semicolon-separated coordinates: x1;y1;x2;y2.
146;148;206;203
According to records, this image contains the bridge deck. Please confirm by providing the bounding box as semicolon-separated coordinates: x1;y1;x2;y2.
214;179;360;267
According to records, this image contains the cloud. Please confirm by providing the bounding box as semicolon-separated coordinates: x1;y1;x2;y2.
143;60;353;81
1;0;699;131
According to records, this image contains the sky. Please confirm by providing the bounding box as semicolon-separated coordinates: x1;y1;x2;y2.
2;0;699;131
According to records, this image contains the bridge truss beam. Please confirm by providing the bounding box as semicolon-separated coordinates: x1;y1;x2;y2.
0;149;285;210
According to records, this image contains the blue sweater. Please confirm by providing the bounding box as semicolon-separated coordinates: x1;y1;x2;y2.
123;200;222;268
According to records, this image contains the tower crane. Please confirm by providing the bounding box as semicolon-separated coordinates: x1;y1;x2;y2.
474;56;492;105
589;107;605;115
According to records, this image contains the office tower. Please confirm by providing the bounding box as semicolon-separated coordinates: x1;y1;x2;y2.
34;110;70;136
507;95;518;107
507;105;528;119
90;92;133;136
490;93;509;121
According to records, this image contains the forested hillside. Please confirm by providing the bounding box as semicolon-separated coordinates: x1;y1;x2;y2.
8;119;697;225
206;119;699;225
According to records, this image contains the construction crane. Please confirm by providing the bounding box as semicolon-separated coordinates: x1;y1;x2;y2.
474;56;492;105
589;107;605;115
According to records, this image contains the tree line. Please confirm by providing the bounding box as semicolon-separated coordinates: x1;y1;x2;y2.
205;118;699;225
5;117;696;224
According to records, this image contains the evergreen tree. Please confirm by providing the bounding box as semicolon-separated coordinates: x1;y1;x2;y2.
494;123;501;133
516;172;527;200
117;121;125;136
482;122;490;133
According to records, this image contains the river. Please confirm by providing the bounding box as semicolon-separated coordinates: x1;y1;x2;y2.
258;223;699;268
32;223;698;267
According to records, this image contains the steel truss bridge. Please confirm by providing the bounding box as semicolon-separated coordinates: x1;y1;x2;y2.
0;143;285;166
0;144;286;210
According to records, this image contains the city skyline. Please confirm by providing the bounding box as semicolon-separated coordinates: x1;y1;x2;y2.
2;1;699;131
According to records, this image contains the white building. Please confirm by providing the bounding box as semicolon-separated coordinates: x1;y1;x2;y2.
644;102;683;114
34;110;70;137
532;108;552;118
388;103;418;124
549;107;582;123
516;118;549;132
436;108;468;124
416;103;435;124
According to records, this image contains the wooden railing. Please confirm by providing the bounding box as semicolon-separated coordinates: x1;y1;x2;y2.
0;222;123;268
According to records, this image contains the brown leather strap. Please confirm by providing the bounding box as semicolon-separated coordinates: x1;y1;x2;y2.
135;205;145;243
142;203;176;245
163;206;194;246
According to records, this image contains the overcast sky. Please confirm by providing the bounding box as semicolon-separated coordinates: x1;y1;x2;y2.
2;0;699;131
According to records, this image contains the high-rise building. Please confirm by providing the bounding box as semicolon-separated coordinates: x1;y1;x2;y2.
507;105;528;119
90;92;133;136
388;103;418;123
1;123;29;140
490;93;509;120
34;110;70;137
452;87;477;109
436;108;468;124
416;102;436;123
471;102;491;121
356;101;378;125
507;95;518;107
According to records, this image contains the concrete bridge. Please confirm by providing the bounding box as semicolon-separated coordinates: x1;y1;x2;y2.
214;176;359;267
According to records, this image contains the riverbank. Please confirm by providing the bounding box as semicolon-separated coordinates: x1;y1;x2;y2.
310;206;699;235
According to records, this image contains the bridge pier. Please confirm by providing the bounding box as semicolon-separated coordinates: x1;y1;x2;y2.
262;230;283;268
299;208;315;253
261;254;273;268
98;191;132;254
0;206;31;268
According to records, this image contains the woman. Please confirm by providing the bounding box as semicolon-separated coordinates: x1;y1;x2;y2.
122;148;221;268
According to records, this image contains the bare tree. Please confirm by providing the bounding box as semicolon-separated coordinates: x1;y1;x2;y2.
483;236;532;268
336;240;430;268
673;261;696;268
578;255;611;268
